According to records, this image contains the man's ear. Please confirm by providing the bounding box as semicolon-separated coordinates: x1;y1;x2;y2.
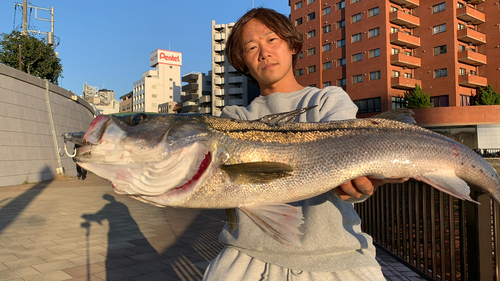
291;48;298;55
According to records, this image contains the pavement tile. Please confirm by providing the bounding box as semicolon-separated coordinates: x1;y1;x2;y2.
0;266;40;279
129;260;171;274
105;257;138;270
0;253;19;263
3;256;47;270
101;267;142;281
62;262;106;278
32;260;77;273
38;250;81;262
22;270;74;281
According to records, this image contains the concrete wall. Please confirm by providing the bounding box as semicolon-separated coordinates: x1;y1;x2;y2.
477;124;500;149
0;64;96;187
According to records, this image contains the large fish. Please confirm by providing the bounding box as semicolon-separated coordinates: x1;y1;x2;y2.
74;110;500;246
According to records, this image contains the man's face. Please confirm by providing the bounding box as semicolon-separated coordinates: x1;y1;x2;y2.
241;19;296;90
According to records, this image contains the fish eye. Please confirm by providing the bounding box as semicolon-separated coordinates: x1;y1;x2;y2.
130;114;147;126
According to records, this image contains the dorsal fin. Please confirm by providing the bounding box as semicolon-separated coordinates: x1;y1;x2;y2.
256;106;317;124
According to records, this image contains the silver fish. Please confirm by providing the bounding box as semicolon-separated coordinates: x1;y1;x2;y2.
74;111;500;246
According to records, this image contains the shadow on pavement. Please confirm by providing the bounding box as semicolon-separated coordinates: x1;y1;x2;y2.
0;166;53;235
81;194;225;281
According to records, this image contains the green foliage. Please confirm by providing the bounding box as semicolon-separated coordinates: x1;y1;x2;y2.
404;84;434;109
0;31;63;84
475;84;500;105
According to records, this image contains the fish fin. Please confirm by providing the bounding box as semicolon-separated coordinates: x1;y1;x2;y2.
417;170;480;204
372;108;416;124
239;202;304;247
221;162;294;184
225;208;238;233
256;106;317;124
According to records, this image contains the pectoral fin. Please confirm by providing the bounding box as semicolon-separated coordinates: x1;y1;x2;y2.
221;162;294;184
225;208;237;233
417;170;479;204
239;202;304;247
256;106;317;124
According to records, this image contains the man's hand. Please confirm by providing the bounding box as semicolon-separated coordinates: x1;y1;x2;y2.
333;176;409;201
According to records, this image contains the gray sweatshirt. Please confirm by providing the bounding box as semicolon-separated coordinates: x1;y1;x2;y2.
218;86;381;272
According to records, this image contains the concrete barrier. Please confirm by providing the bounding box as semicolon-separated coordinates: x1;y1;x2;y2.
0;63;96;186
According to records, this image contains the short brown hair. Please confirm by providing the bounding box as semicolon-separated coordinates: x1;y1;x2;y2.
225;8;303;84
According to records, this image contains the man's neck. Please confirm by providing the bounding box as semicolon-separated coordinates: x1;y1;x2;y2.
260;79;304;96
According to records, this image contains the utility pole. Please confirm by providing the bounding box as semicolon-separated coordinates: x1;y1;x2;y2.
22;0;27;35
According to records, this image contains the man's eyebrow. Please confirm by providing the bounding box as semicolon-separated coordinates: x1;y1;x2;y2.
243;31;276;46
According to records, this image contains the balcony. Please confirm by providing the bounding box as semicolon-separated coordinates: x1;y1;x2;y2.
389;10;420;29
391;76;421;90
390;53;421;69
214;78;225;85
214;44;224;52
458;73;487;88
181;83;198;93
214;55;225;63
457;28;486;46
180;93;199;102
214;99;225;107
469;0;484;3
199;106;211;114
457;6;485;25
199;95;211;104
229;76;244;84
388;0;419;8
229;88;243;95
214;66;225;74
457;50;487;66
182;73;198;83
214;33;226;41
390;32;420;49
181;105;199;113
214;89;225;96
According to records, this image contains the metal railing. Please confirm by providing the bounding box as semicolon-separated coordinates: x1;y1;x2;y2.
355;180;500;280
474;149;500;158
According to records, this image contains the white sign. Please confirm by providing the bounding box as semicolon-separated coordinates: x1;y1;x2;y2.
150;49;182;67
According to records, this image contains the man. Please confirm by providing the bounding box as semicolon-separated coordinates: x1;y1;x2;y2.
203;8;405;281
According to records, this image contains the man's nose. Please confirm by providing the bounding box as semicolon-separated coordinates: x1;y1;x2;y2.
259;45;271;60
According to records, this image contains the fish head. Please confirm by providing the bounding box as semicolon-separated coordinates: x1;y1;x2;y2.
76;113;215;206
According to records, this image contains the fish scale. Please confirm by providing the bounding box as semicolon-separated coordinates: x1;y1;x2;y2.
74;111;500;246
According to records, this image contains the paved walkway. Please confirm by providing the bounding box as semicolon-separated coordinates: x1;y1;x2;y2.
0;173;426;280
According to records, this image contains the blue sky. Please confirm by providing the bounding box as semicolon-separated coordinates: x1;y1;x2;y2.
0;1;290;99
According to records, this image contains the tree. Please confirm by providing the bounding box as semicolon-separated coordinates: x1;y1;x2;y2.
0;31;63;84
404;84;434;108
475;84;500;105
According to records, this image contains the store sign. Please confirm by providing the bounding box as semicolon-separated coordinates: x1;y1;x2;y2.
150;49;182;67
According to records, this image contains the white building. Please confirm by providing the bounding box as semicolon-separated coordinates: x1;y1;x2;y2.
133;49;182;113
211;21;259;116
181;71;212;114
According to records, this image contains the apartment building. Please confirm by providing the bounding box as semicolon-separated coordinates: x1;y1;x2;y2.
181;71;213;114
133;49;182;113
211;21;260;116
119;91;132;113
290;0;499;115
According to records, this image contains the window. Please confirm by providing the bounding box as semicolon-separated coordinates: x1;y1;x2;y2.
369;27;380;37
308;12;316;21
391;48;400;55
323;25;332;33
298;51;303;59
323;62;332;70
323;43;331;52
152;103;157;107
369;48;381;58
433;2;446;13
352;13;362;23
369;7;379;17
152;94;157;98
458;23;465;30
308;47;316;56
433;24;446;34
392;70;400;77
308;30;316;38
430;95;449;107
296;69;303;76
308;65;316;73
323;7;331;15
352;33;362;43
337;20;345;28
337;78;346;86
458;44;466;52
323;81;332;88
390;6;398;12
337;57;346;66
370;71;381;80
391;27;399;34
405;73;412;78
337;38;346;47
354;98;382;114
352;0;361;3
434;68;447;78
461;95;474;106
295;1;302;9
352;53;362;62
353;74;363;84
308;0;315;3
295;18;303;26
392;96;406;109
336;1;345;10
460;68;466;75
434;45;447;55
